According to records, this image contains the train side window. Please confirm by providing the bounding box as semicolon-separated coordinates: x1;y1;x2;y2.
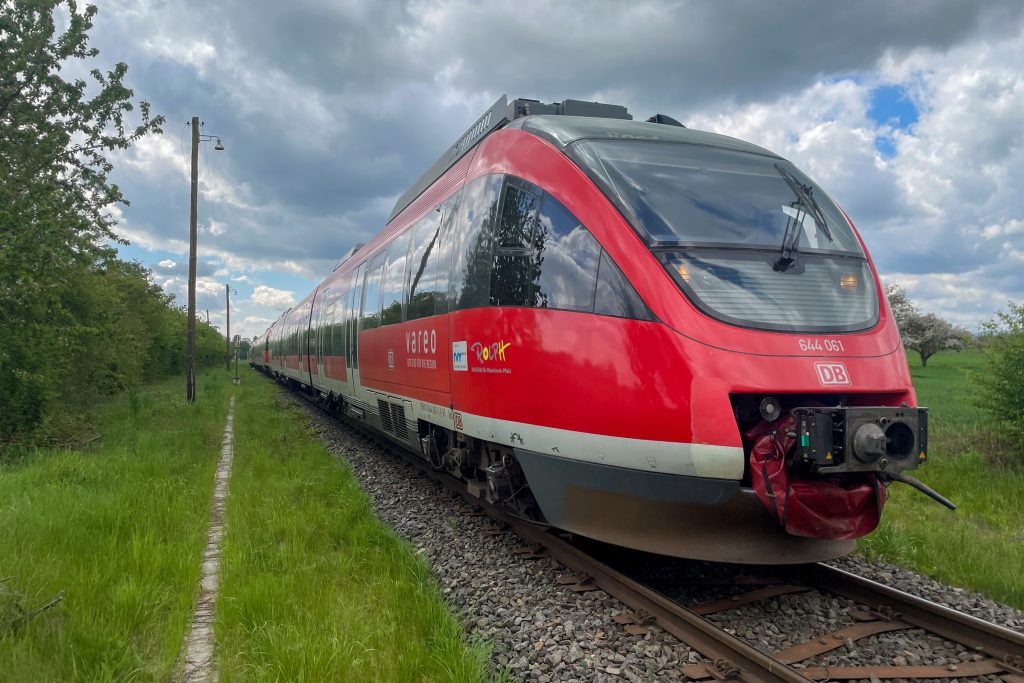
327;285;346;359
315;289;329;359
406;210;442;321
432;192;462;316
381;231;410;325
360;252;385;330
594;251;653;320
449;174;503;311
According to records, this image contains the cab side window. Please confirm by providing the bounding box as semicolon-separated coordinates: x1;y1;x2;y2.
491;180;601;311
490;181;540;307
532;194;601;311
594;252;652;320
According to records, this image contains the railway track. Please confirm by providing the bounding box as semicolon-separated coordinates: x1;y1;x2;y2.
297;388;1024;683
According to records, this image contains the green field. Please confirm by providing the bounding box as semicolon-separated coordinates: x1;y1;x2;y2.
0;376;227;681
0;373;496;681
859;350;1024;608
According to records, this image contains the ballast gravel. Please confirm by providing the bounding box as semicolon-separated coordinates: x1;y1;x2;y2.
293;396;1024;683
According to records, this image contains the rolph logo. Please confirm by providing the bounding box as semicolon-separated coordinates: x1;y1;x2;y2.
815;362;850;386
471;340;510;363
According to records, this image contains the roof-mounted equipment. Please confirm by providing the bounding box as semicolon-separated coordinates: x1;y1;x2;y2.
646;113;685;127
388;94;633;222
333;243;364;271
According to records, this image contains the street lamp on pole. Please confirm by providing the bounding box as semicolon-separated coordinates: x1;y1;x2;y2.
185;116;225;404
226;284;237;371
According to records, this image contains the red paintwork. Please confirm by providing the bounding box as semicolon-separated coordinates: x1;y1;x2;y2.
259;125;915;453
323;355;347;382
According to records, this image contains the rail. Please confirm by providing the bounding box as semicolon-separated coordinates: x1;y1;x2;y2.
290;386;1024;683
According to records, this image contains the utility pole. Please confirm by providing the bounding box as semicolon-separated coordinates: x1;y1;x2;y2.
186;116;199;403
183;119;225;402
225;284;231;371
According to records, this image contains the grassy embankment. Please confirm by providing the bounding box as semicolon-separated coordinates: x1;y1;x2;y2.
217;374;495;681
859;350;1024;608
1;371;496;681
0;374;229;681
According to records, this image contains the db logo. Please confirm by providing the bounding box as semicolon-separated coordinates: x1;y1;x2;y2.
815;362;851;386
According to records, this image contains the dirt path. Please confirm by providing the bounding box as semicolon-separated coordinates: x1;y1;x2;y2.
180;395;236;683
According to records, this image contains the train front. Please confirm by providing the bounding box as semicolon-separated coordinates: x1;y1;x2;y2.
540;121;954;563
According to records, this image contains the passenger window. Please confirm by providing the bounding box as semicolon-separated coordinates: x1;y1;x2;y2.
407;210;442;321
432;193;461;316
449;175;502;311
594;251;652;320
381;232;410;325
360;253;385;330
328;286;347;358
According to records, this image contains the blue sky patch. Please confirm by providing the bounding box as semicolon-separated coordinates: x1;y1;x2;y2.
868;84;919;130
868;84;918;158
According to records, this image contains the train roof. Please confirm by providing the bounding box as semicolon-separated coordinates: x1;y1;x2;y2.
387;95;633;223
387;94;781;224
509;115;782;159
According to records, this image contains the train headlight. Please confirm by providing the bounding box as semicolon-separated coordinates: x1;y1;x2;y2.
839;273;859;291
759;396;782;422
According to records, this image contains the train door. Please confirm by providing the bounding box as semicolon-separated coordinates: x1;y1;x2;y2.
330;280;351;399
445;175;505;422
312;287;329;392
345;262;366;404
356;253;386;409
303;299;316;386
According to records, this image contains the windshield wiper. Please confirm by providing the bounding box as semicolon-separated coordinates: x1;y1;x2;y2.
773;163;833;271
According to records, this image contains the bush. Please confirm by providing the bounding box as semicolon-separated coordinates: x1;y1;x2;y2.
975;302;1024;455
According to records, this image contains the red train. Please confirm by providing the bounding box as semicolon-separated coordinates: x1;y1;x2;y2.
252;96;948;564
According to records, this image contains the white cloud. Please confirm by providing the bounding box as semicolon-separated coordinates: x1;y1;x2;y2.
158;259;176;268
96;2;1024;334
236;315;275;339
251;285;295;309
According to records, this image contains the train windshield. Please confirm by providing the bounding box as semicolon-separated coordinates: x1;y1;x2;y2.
567;140;878;332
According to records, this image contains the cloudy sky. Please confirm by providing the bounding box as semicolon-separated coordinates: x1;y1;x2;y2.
87;0;1024;337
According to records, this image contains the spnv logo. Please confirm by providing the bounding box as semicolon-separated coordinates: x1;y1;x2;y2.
815;362;850;386
451;341;468;371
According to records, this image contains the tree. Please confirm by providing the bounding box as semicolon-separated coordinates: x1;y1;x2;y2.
884;283;916;330
885;284;970;366
975;302;1024;453
0;1;164;444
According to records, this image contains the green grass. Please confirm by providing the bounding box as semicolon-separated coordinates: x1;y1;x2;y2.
216;373;496;682
0;372;230;681
859;350;1024;608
